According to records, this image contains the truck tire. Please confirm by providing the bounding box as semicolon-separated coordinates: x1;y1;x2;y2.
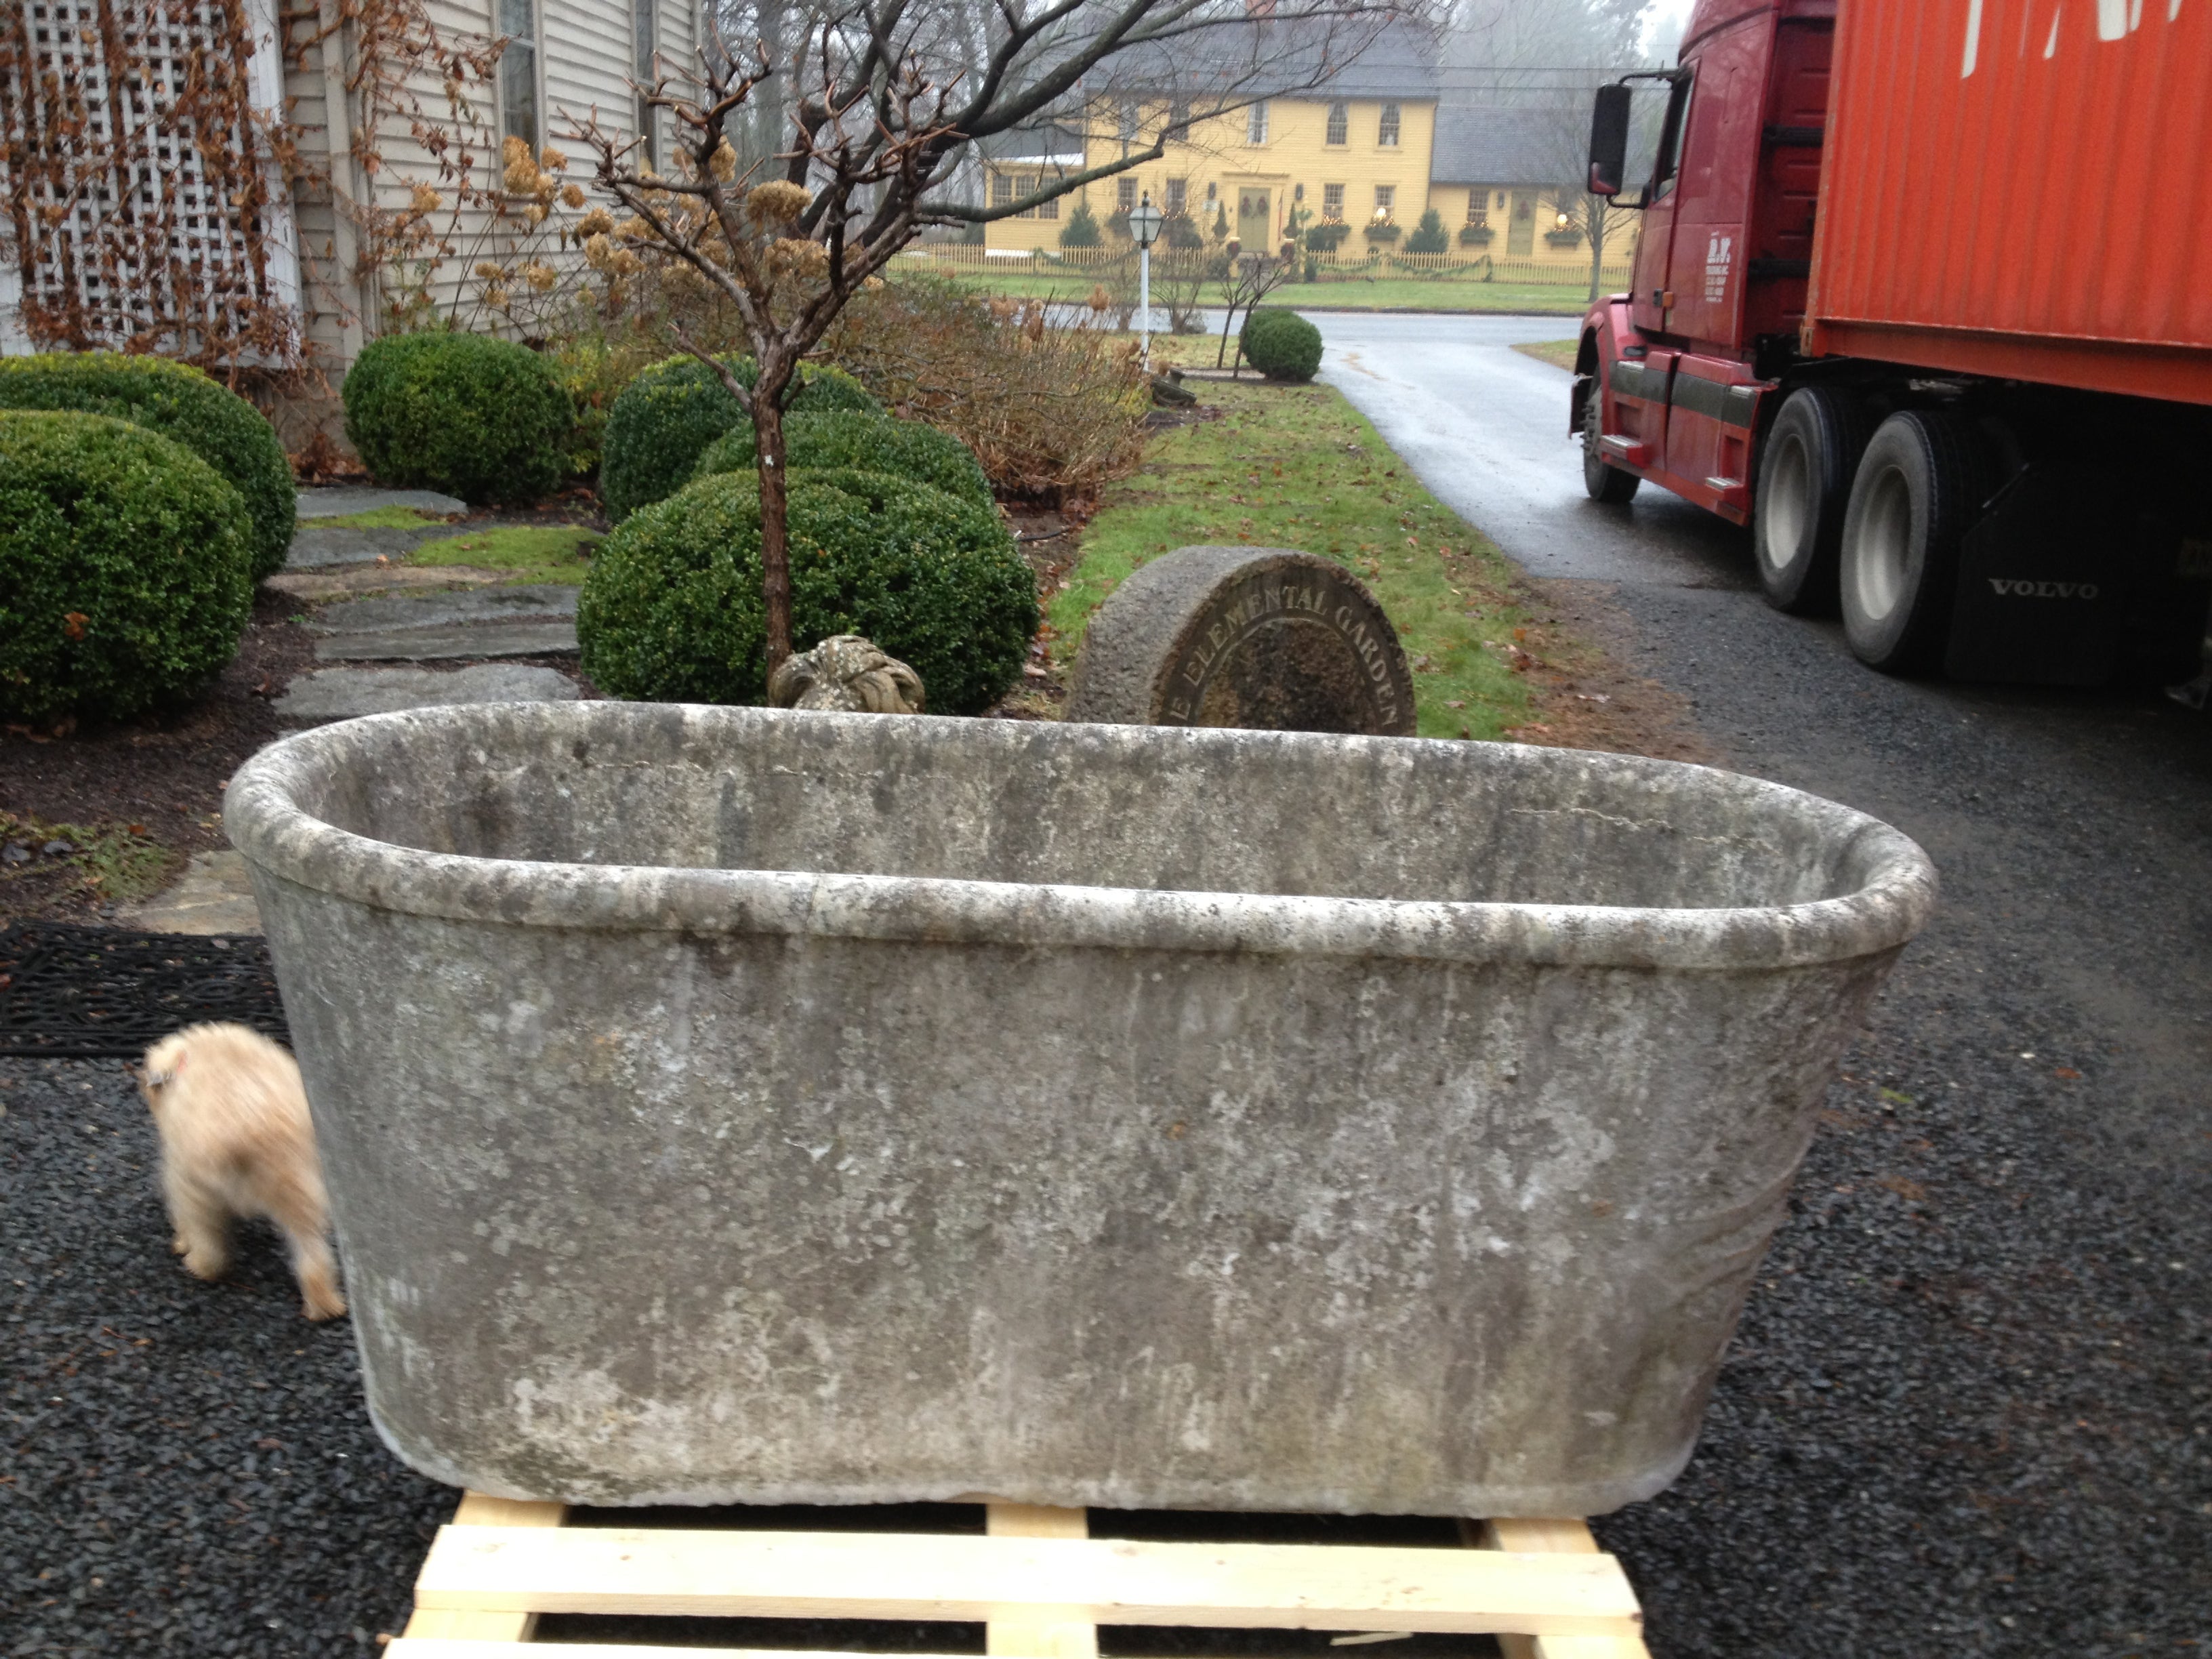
1839;409;1983;674
1753;386;1868;614
1581;383;1641;504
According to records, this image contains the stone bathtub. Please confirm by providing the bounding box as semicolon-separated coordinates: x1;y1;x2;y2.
226;703;1935;1517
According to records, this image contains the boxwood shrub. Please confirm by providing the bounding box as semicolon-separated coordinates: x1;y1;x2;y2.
579;467;1035;714
0;411;253;722
342;331;572;505
0;352;294;579
692;411;993;508
598;355;880;522
1240;308;1324;382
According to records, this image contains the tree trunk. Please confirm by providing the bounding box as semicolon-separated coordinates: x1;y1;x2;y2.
752;363;795;673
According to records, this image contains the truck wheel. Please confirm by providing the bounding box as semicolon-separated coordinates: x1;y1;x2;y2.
1839;410;1983;673
1581;383;1641;504
1753;386;1868;614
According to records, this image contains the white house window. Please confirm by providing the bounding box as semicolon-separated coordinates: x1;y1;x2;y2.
1322;182;1344;220
1325;102;1347;145
1373;184;1395;219
633;0;656;169
1378;102;1400;147
1246;100;1269;144
499;0;538;148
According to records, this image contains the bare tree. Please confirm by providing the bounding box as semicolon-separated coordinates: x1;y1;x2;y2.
570;0;1414;672
1214;251;1298;369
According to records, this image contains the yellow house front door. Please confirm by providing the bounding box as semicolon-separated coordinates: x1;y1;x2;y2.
1237;187;1271;250
1508;190;1538;258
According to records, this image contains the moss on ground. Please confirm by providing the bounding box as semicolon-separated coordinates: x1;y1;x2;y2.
407;524;603;585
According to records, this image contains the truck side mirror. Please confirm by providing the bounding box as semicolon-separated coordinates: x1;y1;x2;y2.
1589;83;1632;199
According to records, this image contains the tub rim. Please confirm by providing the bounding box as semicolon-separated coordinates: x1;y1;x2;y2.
225;703;1936;972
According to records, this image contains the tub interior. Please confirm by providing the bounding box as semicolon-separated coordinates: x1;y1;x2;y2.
287;707;1882;912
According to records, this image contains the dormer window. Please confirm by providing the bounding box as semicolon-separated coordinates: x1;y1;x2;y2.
1325;102;1348;145
1378;102;1400;147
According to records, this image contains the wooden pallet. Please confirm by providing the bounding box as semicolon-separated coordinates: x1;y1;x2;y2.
388;1492;1649;1659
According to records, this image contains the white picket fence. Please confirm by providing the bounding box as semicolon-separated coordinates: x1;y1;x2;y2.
897;243;1629;287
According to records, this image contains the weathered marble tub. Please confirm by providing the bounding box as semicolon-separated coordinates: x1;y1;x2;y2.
225;703;1934;1516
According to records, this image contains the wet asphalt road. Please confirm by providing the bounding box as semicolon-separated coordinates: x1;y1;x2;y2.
1316;310;2212;1656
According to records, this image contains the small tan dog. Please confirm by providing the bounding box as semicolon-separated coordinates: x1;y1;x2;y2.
135;1022;345;1322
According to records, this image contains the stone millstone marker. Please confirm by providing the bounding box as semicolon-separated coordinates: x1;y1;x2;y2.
1066;546;1418;735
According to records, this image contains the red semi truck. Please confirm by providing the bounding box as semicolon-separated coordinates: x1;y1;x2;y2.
1574;0;2212;682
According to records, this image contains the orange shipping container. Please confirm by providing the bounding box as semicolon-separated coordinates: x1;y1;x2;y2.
1804;0;2212;406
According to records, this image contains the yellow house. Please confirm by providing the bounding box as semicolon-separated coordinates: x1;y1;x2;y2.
1426;106;1639;270
982;22;1441;256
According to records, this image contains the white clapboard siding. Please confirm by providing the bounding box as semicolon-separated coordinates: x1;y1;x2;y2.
281;0;696;361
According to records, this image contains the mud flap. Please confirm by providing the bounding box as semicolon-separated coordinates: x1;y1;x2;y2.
1945;468;2211;684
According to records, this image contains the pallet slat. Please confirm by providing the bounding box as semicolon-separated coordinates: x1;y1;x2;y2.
412;1524;1643;1639
402;1494;568;1643
985;1502;1100;1659
1473;1519;1652;1659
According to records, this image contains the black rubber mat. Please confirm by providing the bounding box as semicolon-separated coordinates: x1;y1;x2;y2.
0;922;287;1057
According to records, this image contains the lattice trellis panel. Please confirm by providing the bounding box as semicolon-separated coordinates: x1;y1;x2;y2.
0;0;300;361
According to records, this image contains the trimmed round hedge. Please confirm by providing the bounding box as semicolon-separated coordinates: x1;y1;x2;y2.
0;352;293;579
692;411;993;508
579;467;1036;715
1241;307;1324;382
599;356;880;523
342;331;572;505
0;411;254;722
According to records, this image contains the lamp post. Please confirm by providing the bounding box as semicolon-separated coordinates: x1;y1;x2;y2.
1128;192;1165;373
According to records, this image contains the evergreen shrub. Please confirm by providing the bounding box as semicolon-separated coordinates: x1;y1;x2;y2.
342;331;571;505
1405;208;1450;253
0;411;253;722
1240;308;1324;382
1059;201;1103;248
691;411;994;508
598;354;880;521
579;467;1036;714
0;352;293;579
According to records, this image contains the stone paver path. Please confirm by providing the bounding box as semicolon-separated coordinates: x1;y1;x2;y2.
115;851;262;935
306;583;579;661
286;485;470;571
274;663;581;721
295;485;469;519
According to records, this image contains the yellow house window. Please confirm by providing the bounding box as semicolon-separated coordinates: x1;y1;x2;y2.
992;173;1015;210
1466;190;1488;226
1247;100;1269;145
1166;177;1187;215
1378;102;1400;147
1325;102;1347;145
1117;175;1137;213
1118;100;1139;150
1322;182;1344;221
1373;184;1395;220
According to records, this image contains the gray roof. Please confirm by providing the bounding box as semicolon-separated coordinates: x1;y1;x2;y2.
1429;104;1578;187
1082;17;1440;103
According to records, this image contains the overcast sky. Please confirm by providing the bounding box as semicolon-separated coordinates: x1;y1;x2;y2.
1643;0;1692;56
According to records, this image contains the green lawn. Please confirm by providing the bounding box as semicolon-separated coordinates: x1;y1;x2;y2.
407;523;603;584
928;267;1602;315
1047;381;1541;739
1511;340;1582;371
